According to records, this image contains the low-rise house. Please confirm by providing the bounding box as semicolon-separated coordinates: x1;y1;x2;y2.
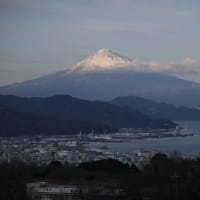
27;182;81;200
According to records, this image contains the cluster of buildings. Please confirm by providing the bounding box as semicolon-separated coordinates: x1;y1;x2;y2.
27;182;81;200
26;181;126;200
0;134;187;200
0;135;158;168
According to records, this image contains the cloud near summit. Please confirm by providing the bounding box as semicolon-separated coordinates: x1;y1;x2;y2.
126;58;200;74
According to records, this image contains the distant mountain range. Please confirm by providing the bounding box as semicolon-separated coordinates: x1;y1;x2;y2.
111;96;200;120
0;49;200;107
0;95;176;136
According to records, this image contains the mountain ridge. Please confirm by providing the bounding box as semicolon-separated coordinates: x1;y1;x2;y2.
0;94;176;137
0;104;117;136
0;49;200;107
111;96;200;120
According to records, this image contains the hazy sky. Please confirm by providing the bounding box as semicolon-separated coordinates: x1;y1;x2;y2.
0;0;200;85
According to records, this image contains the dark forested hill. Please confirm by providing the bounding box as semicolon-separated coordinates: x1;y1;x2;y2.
111;96;200;120
0;95;176;136
0;104;117;136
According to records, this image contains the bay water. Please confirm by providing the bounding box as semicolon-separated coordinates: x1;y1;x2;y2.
93;121;200;156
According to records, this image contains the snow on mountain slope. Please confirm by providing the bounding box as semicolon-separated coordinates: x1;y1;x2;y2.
71;48;133;72
68;49;200;76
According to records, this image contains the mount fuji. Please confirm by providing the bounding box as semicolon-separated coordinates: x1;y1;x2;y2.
72;48;132;71
0;48;200;107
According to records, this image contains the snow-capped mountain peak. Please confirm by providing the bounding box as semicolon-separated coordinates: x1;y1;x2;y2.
72;48;132;71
